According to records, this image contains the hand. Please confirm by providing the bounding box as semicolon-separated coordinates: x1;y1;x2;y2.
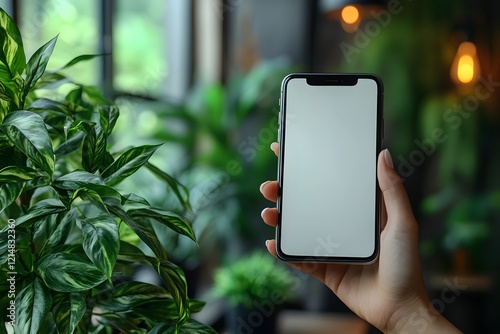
260;142;460;333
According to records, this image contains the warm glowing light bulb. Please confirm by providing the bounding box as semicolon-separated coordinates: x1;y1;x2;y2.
341;6;359;24
450;41;480;86
457;55;474;83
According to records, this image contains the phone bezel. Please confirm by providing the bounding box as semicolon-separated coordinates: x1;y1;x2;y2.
275;73;384;263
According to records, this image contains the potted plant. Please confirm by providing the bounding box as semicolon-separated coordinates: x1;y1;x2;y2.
213;251;294;333
0;8;215;333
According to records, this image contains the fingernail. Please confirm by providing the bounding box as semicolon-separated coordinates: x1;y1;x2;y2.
261;208;267;219
265;240;270;247
384;149;394;169
270;142;278;150
260;181;270;193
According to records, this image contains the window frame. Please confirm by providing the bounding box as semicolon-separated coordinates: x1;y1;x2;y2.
9;0;193;104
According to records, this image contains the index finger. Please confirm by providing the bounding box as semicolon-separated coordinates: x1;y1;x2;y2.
271;142;279;157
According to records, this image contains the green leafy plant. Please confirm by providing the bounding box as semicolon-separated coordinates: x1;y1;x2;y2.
0;8;215;333
421;191;494;273
212;251;294;309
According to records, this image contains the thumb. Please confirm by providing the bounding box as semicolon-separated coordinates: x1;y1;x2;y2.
377;149;415;224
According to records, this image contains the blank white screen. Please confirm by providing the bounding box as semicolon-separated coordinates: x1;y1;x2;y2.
280;78;378;258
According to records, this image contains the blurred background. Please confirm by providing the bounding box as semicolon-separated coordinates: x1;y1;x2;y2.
1;0;499;332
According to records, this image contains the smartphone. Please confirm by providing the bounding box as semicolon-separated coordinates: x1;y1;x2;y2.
276;73;383;263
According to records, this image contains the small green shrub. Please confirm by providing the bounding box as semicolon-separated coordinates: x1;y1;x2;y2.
213;251;294;309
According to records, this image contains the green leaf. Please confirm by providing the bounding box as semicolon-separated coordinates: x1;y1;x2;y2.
0;166;45;183
0;232;9;265
129;208;196;242
69;293;87;329
60;183;126;209
77;215;119;280
66;120;94;137
37;111;69;137
14;278;52;333
0;110;55;175
111;279;168;296
92;313;141;333
24;35;58;95
28;98;72;116
53;170;105;190
23;90;38;108
33;213;58;247
71;187;108;213
0;182;23;212
54;131;85;158
146;162;192;211
0;79;19;109
0;82;11;101
98;105;119;137
36;72;71;90
102;144;162;186
0;81;12;102
66;86;83;103
10;228;33;274
188;299;206;313
56;180;126;209
49;54;102;73
65;86;92;114
37;253;107;292
130;298;205;325
53;293;86;334
117;240;147;261
0;8;26;78
132;299;179;323
0;99;11;122
12;198;66;228
82;85;113;105
38;312;58;334
96;281;170;313
43;209;79;250
42;244;84;259
179;319;218;334
107;203;167;260
152;259;189;327
100;150;115;173
0;177;48;214
149;322;174;334
82;124;107;173
149;319;218;334
121;193;151;207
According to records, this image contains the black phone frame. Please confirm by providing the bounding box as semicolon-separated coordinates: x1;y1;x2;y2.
276;73;384;264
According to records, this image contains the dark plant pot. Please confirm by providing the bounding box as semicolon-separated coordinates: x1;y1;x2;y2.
226;305;278;334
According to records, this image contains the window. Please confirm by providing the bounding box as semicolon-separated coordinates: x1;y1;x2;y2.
2;0;192;102
19;0;100;86
114;0;191;102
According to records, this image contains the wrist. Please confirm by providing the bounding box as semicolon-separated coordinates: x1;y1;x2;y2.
386;296;461;334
